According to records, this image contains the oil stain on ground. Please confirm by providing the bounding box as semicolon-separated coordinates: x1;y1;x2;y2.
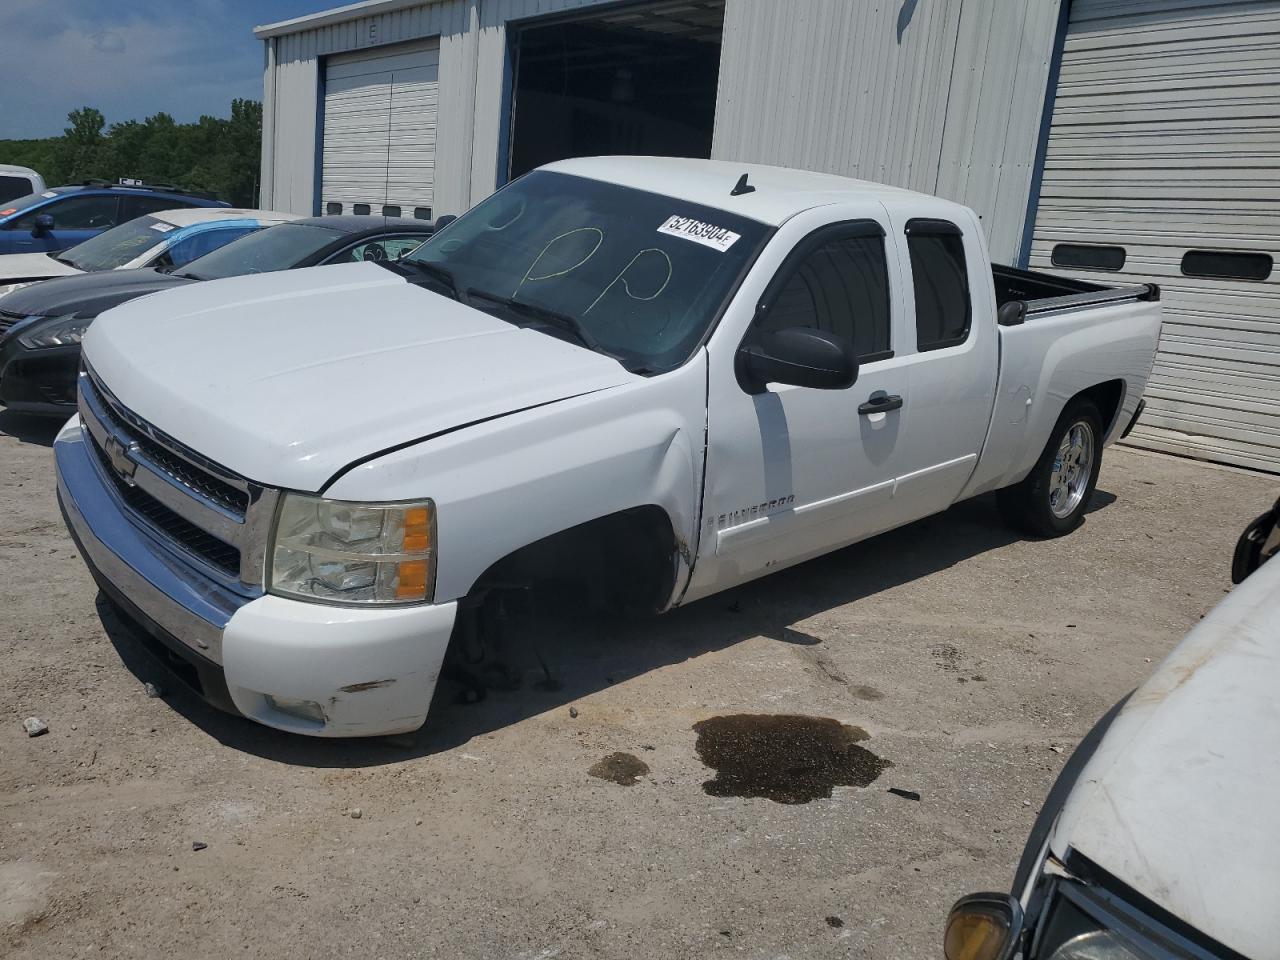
693;715;890;804
588;752;650;786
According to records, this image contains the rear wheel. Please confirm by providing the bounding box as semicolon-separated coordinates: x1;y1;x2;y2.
997;399;1103;537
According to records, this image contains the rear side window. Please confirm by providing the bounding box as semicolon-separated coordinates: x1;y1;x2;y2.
121;195;193;221
0;176;34;205
1052;243;1126;272
757;224;892;360
160;226;259;267
906;219;971;351
1181;249;1272;282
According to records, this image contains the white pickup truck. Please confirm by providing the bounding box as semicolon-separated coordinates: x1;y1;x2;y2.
53;157;1161;737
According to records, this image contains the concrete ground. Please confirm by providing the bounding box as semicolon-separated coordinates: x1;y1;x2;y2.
1;407;1272;960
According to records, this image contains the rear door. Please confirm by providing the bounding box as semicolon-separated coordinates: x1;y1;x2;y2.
879;202;998;518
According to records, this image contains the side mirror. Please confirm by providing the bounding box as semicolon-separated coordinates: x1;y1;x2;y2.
434;214;457;230
1232;497;1280;584
32;213;54;237
736;327;858;394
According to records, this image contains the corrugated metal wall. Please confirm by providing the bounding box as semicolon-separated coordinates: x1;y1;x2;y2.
1029;0;1280;472
712;0;1061;262
259;0;1061;263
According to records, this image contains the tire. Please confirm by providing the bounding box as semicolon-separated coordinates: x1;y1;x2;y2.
997;398;1104;538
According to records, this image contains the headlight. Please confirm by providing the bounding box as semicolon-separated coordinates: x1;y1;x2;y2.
1046;931;1145;960
268;494;436;605
18;314;91;349
1037;886;1155;960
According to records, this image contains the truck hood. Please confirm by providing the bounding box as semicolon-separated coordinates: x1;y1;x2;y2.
83;262;637;491
1050;553;1280;960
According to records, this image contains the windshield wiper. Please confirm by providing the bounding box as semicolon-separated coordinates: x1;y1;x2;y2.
465;287;603;354
395;259;467;303
50;253;78;268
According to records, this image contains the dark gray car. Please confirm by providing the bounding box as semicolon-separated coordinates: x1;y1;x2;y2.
0;216;434;415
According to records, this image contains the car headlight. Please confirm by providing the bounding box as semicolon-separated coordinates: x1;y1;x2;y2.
1036;886;1155;960
18;314;91;349
268;494;436;605
1045;931;1145;960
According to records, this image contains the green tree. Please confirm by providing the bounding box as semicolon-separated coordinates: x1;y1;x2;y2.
0;101;262;206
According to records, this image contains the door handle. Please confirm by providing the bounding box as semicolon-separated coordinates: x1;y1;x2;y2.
858;394;903;415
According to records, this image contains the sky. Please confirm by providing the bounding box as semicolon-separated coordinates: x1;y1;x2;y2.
0;0;325;139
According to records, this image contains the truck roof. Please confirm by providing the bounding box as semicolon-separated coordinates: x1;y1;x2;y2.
544;156;966;227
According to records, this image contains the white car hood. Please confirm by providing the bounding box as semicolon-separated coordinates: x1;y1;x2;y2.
1050;553;1280;960
0;251;82;290
83;262;637;490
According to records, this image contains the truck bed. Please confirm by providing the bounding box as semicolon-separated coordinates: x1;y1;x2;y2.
992;264;1159;326
960;265;1163;501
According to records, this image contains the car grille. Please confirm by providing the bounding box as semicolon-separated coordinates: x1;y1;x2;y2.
0;309;27;336
77;366;273;588
86;379;250;515
88;429;241;576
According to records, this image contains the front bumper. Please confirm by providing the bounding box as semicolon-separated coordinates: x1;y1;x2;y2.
0;337;80;415
54;418;457;737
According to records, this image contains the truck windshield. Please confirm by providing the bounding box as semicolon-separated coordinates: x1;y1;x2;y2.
177;223;341;281
59;216;169;272
404;171;771;373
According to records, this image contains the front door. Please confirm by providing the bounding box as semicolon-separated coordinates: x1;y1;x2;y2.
685;204;915;599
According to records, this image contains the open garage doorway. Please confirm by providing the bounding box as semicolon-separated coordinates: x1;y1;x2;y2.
507;1;726;180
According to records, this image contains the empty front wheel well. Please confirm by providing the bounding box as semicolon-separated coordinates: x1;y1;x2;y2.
464;505;681;614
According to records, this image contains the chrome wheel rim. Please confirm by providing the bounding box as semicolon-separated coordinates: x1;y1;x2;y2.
1049;421;1095;519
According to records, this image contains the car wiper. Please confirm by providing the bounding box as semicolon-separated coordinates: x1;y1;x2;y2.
50;253;78;267
396;259;466;303
465;287;603;354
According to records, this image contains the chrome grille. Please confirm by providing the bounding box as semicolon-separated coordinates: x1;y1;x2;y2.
87;431;241;575
77;365;277;590
85;376;249;515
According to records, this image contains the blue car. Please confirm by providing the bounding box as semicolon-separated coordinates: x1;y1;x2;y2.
0;180;228;255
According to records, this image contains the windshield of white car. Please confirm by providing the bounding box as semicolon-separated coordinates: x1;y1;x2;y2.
403;171;771;374
59;216;170;272
176;223;341;281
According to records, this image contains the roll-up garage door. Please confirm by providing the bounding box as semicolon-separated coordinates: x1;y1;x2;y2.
321;40;439;219
1029;0;1280;473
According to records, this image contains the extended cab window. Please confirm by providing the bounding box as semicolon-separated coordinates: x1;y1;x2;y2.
756;224;891;360
906;219;971;351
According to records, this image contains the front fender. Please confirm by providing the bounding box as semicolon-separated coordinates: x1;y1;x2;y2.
323;353;708;606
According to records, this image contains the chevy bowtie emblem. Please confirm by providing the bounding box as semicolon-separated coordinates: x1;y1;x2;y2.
103;435;139;486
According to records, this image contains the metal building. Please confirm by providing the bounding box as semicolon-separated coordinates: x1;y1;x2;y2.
256;0;1280;473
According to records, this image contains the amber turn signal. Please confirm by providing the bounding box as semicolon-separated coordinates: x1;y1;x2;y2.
944;893;1024;960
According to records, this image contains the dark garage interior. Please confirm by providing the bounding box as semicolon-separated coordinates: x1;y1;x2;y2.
508;1;726;179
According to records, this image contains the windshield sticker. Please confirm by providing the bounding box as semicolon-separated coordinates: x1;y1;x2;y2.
41;191;57;198
657;215;740;252
0;208;15;216
149;223;176;233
